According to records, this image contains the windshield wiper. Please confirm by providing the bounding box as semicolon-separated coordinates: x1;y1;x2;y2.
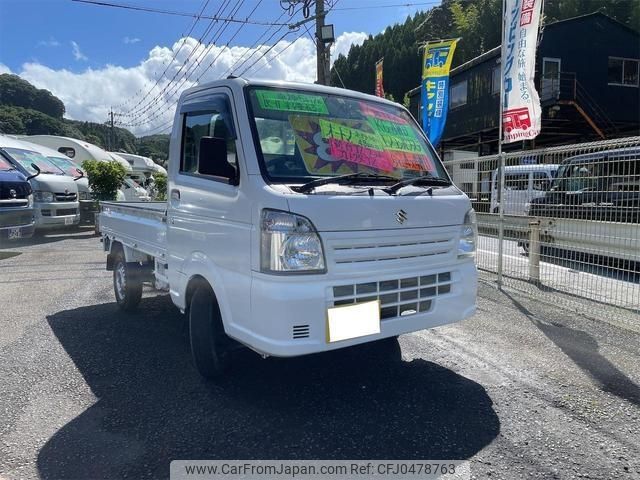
384;174;451;195
293;172;398;194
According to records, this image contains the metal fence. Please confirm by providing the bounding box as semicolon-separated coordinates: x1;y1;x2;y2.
443;136;640;323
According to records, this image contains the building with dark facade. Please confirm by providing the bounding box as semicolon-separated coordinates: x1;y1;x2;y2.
408;12;640;154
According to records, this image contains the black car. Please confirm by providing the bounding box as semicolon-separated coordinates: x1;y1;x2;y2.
0;153;35;242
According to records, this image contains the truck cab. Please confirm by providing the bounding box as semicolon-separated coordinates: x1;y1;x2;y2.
0;153;34;242
100;79;478;378
0;136;80;229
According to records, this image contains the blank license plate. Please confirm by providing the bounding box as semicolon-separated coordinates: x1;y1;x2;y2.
65;217;74;225
327;300;380;343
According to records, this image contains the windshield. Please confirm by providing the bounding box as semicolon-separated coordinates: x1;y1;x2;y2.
247;87;447;184
48;156;83;176
3;147;65;175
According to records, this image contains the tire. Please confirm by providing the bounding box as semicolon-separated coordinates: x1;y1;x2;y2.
113;254;143;312
189;282;231;379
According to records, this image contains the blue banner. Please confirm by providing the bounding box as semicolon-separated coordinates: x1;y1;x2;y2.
420;39;458;147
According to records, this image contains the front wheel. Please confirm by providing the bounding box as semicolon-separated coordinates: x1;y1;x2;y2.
189;282;232;379
113;255;143;311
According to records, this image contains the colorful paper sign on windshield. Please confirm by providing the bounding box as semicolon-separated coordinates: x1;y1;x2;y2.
359;102;408;125
290;115;434;176
256;90;328;115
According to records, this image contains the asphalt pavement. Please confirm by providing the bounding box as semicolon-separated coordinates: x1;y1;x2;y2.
0;230;639;480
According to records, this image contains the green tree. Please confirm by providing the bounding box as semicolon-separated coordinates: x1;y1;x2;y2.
0;74;65;118
82;160;127;201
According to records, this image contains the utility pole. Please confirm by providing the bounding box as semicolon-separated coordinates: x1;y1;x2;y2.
286;1;333;85
315;0;330;85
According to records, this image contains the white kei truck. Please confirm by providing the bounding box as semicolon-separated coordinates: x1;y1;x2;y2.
99;79;478;378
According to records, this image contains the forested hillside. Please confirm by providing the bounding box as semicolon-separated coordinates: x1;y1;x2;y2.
0;74;169;162
331;0;640;101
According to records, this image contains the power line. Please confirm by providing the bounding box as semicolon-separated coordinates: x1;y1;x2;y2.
119;0;239;120
71;0;290;26
113;0;212;111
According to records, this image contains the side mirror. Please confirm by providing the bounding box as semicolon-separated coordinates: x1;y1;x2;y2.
198;136;237;184
26;163;41;181
73;168;85;181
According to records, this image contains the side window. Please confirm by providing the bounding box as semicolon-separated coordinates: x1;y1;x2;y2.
504;173;529;190
58;147;75;158
180;97;237;181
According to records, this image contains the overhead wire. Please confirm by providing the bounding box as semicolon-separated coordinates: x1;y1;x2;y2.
117;0;239;122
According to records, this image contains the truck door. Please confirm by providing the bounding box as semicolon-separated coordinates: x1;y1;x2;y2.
167;89;251;320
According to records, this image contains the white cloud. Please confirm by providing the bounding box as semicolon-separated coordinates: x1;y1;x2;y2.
0;63;12;75
70;41;88;61
15;32;367;136
332;31;368;60
123;36;141;44
38;37;60;47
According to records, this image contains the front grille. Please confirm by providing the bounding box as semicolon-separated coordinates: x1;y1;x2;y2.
56;208;78;216
41;209;51;217
330;236;455;268
292;325;310;339
331;272;453;320
55;192;77;202
0;182;30;200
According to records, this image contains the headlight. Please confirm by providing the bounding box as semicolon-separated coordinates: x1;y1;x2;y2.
260;209;326;274
79;191;92;200
27;193;34;207
458;208;477;258
34;191;54;202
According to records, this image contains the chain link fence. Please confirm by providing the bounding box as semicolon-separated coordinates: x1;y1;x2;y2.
443;136;640;323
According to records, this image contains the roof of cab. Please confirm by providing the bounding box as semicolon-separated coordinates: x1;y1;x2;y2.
180;77;401;109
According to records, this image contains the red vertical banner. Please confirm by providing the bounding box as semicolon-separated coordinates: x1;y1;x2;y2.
375;59;384;97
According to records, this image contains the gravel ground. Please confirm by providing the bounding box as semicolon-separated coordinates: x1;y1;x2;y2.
0;230;638;480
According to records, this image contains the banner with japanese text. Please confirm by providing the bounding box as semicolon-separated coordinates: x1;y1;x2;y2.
501;0;543;143
420;39;458;147
375;59;384;97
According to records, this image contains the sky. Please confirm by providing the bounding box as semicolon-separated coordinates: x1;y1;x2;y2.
0;0;433;136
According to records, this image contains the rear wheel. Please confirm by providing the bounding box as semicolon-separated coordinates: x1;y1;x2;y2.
189;282;232;379
113;254;143;311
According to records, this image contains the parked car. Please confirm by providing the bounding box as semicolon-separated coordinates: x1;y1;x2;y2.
0;136;80;230
521;147;639;263
0;151;34;242
98;79;478;379
490;164;559;215
527;147;639;222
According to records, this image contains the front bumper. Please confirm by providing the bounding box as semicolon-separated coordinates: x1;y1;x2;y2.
0;221;36;241
237;260;477;357
35;201;80;228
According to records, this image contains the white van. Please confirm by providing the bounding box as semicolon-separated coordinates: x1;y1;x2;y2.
491;164;559;215
0;136;80;229
20;141;92;201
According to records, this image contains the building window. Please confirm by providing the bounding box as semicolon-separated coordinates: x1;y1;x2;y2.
491;66;500;95
450;80;468;109
608;57;639;87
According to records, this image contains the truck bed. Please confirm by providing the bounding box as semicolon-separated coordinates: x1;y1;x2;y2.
99;201;168;260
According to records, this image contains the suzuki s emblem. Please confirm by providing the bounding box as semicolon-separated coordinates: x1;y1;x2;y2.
64;188;69;194
396;209;408;224
9;189;17;198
